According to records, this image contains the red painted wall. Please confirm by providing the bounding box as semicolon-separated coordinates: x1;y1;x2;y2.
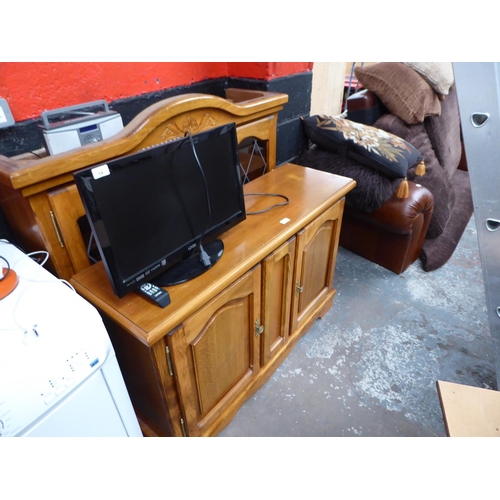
0;62;312;122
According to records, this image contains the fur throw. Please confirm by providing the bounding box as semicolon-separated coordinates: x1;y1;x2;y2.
295;146;402;212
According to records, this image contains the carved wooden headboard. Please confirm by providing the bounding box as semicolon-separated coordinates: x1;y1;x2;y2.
0;89;288;280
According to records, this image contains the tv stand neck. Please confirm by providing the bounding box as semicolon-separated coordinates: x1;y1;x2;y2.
152;239;224;287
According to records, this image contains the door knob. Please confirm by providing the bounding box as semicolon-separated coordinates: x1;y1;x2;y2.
471;112;490;127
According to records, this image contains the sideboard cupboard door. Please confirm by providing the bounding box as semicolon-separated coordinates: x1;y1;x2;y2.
167;265;261;436
261;237;296;365
46;183;90;276
290;199;345;337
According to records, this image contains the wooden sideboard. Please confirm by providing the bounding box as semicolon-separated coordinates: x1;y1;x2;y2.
0;89;288;281
70;164;356;436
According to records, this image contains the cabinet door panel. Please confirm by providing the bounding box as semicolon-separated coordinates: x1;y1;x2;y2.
192;298;253;412
261;237;296;365
47;183;90;275
291;201;344;335
300;221;333;307
168;266;261;436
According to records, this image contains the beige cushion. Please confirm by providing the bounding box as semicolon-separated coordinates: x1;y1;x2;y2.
354;62;441;125
404;62;455;96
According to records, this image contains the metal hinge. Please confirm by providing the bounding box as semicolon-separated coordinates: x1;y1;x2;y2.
296;280;304;296
255;319;264;337
165;346;174;376
49;210;65;248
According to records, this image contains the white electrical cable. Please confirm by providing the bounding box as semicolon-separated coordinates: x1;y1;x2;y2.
26;251;49;267
0;240;75;335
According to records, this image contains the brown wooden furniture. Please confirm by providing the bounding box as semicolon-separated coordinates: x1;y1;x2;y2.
437;380;500;437
70;164;356;436
0;89;288;281
1;89;356;436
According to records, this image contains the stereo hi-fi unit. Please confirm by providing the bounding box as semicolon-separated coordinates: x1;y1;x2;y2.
40;100;123;155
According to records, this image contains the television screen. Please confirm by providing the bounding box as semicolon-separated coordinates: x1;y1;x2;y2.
74;122;246;298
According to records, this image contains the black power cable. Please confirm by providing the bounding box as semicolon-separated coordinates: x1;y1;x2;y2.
186;131;212;267
0;255;10;282
244;193;290;215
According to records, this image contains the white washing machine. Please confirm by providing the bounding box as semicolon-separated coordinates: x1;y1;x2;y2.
0;241;142;437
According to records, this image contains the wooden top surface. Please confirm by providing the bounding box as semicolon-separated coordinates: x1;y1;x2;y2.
437;380;500;437
70;163;356;346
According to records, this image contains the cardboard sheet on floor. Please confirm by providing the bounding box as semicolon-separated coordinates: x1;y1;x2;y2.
437;380;500;437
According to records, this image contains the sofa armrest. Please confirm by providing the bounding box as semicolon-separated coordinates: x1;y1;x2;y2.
340;181;435;274
346;89;387;125
347;181;434;235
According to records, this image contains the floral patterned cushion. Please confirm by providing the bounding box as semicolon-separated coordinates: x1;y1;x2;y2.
301;114;424;179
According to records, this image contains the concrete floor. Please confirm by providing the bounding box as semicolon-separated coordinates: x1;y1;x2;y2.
219;216;496;437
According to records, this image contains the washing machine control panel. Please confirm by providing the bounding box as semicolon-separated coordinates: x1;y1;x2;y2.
0;344;104;437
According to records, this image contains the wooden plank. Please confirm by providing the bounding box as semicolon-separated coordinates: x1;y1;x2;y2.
436;380;500;437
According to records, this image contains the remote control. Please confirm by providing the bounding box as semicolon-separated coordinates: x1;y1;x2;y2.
138;282;171;308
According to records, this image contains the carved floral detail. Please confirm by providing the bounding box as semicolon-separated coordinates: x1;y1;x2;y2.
159;113;217;139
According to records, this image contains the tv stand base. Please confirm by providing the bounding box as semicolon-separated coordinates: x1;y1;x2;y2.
153;239;223;287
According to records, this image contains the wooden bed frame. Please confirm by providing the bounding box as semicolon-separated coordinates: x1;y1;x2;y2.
0;89;288;281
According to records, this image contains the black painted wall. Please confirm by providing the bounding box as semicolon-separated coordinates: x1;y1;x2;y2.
0;72;312;163
228;72;312;164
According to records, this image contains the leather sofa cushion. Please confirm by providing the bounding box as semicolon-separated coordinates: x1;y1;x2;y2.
346;181;434;235
346;89;387;125
355;62;442;125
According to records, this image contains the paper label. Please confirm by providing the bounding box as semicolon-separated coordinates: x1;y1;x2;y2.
91;164;110;180
280;218;290;225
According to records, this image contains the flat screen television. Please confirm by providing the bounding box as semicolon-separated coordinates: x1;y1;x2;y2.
73;122;246;298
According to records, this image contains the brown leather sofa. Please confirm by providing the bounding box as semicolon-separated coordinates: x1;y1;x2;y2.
339;180;434;274
296;62;472;274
